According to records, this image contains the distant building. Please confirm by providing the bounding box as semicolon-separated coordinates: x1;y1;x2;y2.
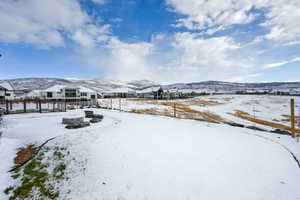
102;88;136;98
23;85;98;103
0;81;16;100
137;87;182;99
40;85;97;102
0;86;7;100
136;86;162;99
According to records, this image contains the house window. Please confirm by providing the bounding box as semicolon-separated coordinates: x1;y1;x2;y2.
91;95;95;99
81;92;87;97
47;92;53;98
5;93;11;96
65;89;77;98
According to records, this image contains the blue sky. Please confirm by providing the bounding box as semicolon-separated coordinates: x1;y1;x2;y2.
0;0;300;83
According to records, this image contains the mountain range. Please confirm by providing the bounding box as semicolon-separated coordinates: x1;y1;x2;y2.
1;78;300;93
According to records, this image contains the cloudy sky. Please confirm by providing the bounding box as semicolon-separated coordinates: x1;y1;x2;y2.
0;0;300;83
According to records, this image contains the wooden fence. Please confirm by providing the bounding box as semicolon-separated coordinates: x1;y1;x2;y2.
0;99;67;114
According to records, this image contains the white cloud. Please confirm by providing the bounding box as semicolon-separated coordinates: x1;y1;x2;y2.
166;0;256;33
166;0;300;42
0;0;109;48
110;18;123;23
90;0;107;4
1;0;298;83
226;73;263;82
263;57;300;69
261;0;300;42
79;32;260;82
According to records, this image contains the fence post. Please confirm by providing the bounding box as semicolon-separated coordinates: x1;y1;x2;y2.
111;99;113;110
53;101;55;112
5;100;9;114
39;100;42;113
119;98;121;111
24;100;27;113
174;103;176;117
291;99;296;138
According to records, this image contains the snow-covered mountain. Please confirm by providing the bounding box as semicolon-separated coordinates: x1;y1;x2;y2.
0;78;160;93
1;78;300;94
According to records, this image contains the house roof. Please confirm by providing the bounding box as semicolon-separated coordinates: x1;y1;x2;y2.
45;85;96;93
0;86;7;90
26;90;42;97
0;81;14;90
45;85;67;92
78;86;96;93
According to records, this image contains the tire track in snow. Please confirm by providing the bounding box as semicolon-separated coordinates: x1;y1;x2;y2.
241;130;300;168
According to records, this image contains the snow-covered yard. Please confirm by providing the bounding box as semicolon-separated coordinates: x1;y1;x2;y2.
1;108;300;199
99;95;300;132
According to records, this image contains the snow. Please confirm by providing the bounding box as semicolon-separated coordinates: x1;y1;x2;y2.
0;81;14;91
45;84;66;92
98;95;300;132
136;86;161;94
1;108;300;199
78;86;97;93
106;87;135;94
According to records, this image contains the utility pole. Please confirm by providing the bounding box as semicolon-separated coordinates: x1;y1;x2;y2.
291;99;296;138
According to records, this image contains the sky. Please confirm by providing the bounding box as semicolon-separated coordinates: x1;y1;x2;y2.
0;0;300;83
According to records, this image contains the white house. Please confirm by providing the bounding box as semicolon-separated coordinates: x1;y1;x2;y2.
39;85;97;102
0;81;16;100
0;86;7;100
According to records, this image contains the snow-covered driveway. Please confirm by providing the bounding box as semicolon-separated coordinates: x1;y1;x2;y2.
1;109;300;200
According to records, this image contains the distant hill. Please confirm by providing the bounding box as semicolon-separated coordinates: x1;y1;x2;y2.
1;78;300;94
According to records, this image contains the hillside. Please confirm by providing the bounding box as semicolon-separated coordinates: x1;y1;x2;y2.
1;78;300;93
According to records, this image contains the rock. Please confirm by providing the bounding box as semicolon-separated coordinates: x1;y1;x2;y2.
92;114;104;119
62;117;84;125
90;118;102;123
65;121;90;129
85;110;94;118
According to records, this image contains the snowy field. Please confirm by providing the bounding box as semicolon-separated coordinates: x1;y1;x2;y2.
99;95;300;132
0;106;300;199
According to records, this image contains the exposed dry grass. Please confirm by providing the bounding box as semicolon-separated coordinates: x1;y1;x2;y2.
185;99;222;107
131;108;173;117
281;114;300;122
231;110;300;133
234;110;250;116
14;144;37;167
132;101;225;123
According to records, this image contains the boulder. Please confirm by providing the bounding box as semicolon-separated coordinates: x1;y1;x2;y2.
85;110;94;118
62;117;84;125
65;121;90;129
92;114;104;119
90;118;102;123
